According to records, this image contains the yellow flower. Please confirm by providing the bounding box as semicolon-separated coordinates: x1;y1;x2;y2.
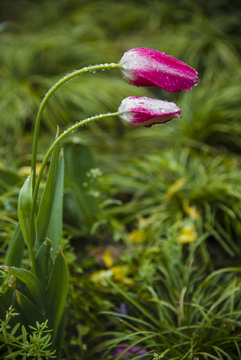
102;249;114;268
128;229;147;244
89;269;112;286
167;178;187;198
177;223;197;243
183;203;200;219
89;265;133;286
111;265;133;285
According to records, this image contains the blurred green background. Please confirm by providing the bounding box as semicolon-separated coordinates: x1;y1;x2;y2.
1;0;241;358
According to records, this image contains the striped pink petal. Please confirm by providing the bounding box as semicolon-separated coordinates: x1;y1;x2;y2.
118;96;181;128
120;47;199;92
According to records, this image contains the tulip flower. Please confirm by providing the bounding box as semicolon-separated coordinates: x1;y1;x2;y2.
113;346;147;358
120;47;199;92
118;96;181;128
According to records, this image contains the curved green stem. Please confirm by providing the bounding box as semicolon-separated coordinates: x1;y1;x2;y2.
29;111;120;263
31;62;121;195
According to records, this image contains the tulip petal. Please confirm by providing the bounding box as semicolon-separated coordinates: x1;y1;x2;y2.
118;96;181;128
120;47;199;92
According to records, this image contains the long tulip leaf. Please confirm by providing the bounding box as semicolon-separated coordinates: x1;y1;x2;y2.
35;239;53;290
0;266;45;317
13;290;44;329
46;150;64;259
5;223;25;267
64;140;97;232
36;145;60;252
44;247;68;347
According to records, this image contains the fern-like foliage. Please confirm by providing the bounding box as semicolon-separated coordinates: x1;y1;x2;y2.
0;307;56;360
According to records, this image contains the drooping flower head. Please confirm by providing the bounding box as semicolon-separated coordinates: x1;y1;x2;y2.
118;96;181;128
120;47;199;92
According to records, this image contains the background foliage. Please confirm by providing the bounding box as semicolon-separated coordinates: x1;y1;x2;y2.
0;0;241;359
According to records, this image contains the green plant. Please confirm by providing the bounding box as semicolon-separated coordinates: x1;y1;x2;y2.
0;62;122;358
1;2;241;359
0;306;56;360
100;148;241;264
1;42;198;359
97;257;241;359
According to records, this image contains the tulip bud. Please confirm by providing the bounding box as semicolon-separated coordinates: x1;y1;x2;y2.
118;96;181;128
120;47;199;92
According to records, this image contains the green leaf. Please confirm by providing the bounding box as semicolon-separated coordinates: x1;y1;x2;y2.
13;290;44;329
10;323;21;336
108;279;161;329
1;266;45;317
0;280;16;320
52;307;66;358
46;150;64;259
63;140;97;232
44;247;68;346
18;175;33;250
35;239;53;290
36;146;60;252
5;223;25;267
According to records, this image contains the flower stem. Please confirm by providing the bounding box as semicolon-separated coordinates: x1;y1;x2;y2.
31;62;121;195
29;111;120;263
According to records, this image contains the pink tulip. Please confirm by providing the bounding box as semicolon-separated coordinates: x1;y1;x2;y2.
118;96;181;128
120;47;199;92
